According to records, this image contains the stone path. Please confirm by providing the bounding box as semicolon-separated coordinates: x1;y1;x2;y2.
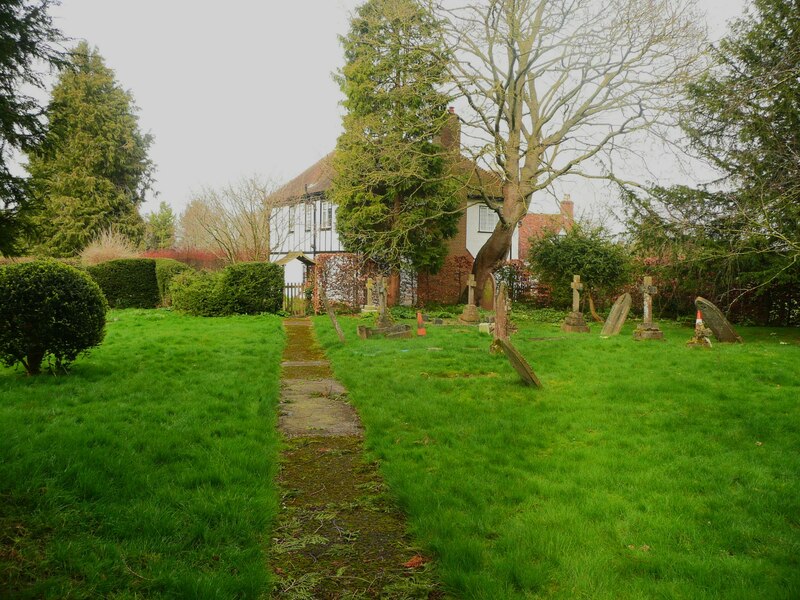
270;318;440;599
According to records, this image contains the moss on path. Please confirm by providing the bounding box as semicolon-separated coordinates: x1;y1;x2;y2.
270;319;442;599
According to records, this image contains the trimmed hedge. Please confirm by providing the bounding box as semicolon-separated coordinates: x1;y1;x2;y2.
0;260;107;375
171;262;284;317
87;259;160;309
154;258;193;306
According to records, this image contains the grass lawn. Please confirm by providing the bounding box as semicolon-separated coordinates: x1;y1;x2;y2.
1;309;284;599
315;314;800;599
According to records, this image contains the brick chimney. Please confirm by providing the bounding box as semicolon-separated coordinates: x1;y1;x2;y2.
439;106;461;153
560;193;574;223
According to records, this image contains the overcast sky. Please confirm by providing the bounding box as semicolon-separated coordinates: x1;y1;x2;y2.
46;0;748;217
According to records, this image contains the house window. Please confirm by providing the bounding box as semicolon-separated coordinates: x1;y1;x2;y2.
304;203;313;232
288;207;295;234
320;201;333;230
478;205;499;233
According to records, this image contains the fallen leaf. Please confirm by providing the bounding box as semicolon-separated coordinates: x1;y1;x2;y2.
755;441;763;446
403;554;427;568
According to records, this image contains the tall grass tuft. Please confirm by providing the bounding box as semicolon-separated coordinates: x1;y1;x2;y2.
80;227;139;265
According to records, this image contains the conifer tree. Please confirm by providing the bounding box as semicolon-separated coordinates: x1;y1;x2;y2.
0;0;63;255
332;0;460;282
28;42;153;256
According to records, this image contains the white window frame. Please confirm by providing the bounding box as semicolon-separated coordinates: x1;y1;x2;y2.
320;201;333;230
304;203;313;232
287;207;295;234
478;204;499;233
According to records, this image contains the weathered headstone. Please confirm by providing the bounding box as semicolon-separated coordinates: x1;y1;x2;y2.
600;293;632;336
695;297;743;343
361;278;378;314
562;275;590;333
323;297;346;343
460;273;480;324
357;323;412;339
496;338;542;388
494;282;510;342
633;276;664;340
376;276;393;328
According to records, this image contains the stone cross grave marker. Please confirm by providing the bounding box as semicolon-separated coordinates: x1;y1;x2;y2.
600;293;632;336
571;275;582;312
376;276;393;327
366;278;374;306
633;276;664;340
361;277;378;314
562;274;590;333
460;273;480;323
467;274;476;306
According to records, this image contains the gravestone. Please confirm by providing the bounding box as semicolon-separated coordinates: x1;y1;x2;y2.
496;338;542;388
323;297;346;343
460;273;480;324
600;293;632;336
357;323;412;340
361;278;378;314
494;282;510;342
376;276;393;328
695;297;743;343
562;275;590;333
633;276;664;340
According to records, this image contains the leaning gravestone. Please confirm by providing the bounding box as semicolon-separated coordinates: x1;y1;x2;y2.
695;297;743;343
600;293;632;336
496;338;542;387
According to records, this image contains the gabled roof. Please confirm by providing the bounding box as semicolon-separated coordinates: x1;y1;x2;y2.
270;152;335;206
275;252;316;266
270;150;504;207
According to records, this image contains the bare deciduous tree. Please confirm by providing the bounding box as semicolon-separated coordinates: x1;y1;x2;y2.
430;0;706;295
178;176;288;264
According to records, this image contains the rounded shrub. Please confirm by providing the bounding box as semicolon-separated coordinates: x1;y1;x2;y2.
0;260;108;375
87;258;160;308
154;258;193;306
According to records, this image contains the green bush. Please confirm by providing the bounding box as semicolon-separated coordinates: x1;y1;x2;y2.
154;258;193;306
170;271;228;317
87;259;160;308
171;262;284;317
220;262;284;315
0;260;108;375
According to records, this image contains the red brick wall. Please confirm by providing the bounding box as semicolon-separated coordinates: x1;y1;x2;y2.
417;254;473;305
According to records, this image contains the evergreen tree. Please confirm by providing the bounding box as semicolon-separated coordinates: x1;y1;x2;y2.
0;0;63;255
624;0;799;322
332;0;460;277
144;201;175;250
28;42;154;256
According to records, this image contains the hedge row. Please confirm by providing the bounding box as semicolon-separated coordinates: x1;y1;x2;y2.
86;258;194;308
171;262;284;316
87;259;160;309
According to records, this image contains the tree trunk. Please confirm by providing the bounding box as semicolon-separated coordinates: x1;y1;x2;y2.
25;347;45;376
588;293;604;323
388;270;401;306
471;184;526;308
